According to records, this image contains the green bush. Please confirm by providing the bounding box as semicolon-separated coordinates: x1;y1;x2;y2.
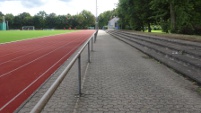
178;25;194;35
161;23;169;33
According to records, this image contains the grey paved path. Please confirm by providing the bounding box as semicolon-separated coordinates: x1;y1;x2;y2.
18;30;201;113
74;30;201;113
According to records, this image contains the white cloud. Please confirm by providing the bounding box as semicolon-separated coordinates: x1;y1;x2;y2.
0;0;118;16
0;1;24;15
21;0;47;8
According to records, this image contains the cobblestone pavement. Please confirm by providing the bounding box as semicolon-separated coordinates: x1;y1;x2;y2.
74;30;201;113
18;30;201;113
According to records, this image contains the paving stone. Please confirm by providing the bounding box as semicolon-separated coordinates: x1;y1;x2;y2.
17;30;201;113
74;30;201;113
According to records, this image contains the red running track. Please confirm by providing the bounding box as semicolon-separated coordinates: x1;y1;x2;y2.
0;30;95;113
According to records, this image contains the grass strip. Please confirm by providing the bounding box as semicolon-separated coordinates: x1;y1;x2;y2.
127;30;201;43
0;30;77;44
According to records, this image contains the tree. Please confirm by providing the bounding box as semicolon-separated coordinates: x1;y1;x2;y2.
33;15;44;29
74;10;95;29
81;10;95;28
66;14;74;28
33;11;47;29
117;0;132;29
116;0;201;35
12;12;34;29
36;11;47;19
70;15;77;29
117;0;154;31
45;13;57;28
13;15;22;29
19;12;32;24
98;10;116;29
55;15;68;29
192;0;201;34
0;10;97;30
150;0;170;32
150;0;201;34
0;11;4;23
5;14;14;29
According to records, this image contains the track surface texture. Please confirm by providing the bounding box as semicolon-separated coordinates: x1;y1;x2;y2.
107;30;201;84
0;30;95;113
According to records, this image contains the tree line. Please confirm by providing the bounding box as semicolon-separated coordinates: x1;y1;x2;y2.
117;0;201;35
98;10;117;29
0;10;95;30
98;0;201;35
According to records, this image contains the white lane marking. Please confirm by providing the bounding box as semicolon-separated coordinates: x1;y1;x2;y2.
0;41;58;58
0;34;88;111
0;40;73;66
0;37;81;78
0;32;80;57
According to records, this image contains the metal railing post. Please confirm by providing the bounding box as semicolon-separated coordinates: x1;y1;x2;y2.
30;31;97;112
78;55;82;97
91;37;94;51
88;42;91;63
94;33;96;43
94;30;98;43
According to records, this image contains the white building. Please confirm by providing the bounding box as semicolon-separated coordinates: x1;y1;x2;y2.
108;17;119;29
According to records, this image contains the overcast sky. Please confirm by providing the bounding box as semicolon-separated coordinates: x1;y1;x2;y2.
0;0;118;16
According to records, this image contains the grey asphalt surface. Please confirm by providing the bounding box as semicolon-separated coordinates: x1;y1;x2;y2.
18;30;201;113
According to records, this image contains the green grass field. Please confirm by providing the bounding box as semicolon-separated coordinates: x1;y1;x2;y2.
0;30;77;44
145;30;163;33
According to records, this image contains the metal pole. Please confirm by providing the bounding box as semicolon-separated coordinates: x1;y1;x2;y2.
95;0;98;30
78;55;81;96
3;16;5;23
7;21;9;30
94;32;97;43
88;42;91;63
91;37;94;51
96;0;97;17
94;33;96;43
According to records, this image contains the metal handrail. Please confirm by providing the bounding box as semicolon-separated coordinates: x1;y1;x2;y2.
30;30;98;113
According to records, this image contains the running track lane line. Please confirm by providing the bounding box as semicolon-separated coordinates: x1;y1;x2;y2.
0;34;82;58
0;36;81;66
0;38;84;111
0;37;82;78
0;40;69;59
0;30;95;112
